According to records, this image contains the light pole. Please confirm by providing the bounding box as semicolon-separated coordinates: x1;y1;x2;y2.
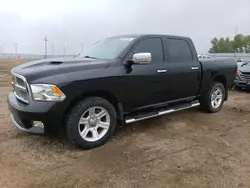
44;35;48;59
234;27;238;58
52;43;54;56
14;43;18;55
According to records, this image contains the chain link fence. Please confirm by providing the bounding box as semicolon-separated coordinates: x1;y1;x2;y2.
1;52;250;63
0;53;75;63
207;53;250;62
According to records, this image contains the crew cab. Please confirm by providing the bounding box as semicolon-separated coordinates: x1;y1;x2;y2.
8;34;237;149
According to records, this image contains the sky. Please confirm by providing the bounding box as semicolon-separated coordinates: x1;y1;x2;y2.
0;0;250;55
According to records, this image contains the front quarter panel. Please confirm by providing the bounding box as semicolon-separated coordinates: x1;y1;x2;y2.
51;60;124;112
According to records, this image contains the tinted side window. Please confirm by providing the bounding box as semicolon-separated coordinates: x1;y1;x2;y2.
131;38;163;63
165;39;193;62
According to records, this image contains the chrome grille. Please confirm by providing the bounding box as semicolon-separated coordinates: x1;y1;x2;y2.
12;73;30;104
239;71;250;81
16;77;25;87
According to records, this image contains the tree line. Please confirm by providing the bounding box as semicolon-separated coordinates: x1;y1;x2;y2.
209;34;250;53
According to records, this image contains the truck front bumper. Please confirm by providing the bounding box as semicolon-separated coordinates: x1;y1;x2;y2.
234;80;250;89
8;91;65;134
10;113;44;134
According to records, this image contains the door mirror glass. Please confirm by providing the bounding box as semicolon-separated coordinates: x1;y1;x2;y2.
133;53;151;65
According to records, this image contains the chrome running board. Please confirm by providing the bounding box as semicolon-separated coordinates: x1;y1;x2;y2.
125;101;200;124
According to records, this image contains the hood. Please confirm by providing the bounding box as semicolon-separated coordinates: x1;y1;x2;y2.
11;57;109;81
238;65;250;73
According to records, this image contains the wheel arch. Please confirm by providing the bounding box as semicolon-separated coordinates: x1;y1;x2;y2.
213;75;228;100
63;90;124;126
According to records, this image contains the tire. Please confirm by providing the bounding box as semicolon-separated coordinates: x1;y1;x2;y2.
66;97;117;149
233;86;241;91
200;82;225;113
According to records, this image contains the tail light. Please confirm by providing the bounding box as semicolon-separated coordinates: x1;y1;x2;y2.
235;66;238;77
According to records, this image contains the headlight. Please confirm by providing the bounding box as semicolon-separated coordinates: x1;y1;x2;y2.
236;71;241;80
30;84;66;101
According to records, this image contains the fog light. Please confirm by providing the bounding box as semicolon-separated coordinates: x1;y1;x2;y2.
33;121;44;128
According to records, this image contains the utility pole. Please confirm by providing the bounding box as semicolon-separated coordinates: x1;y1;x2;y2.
63;45;66;56
44;35;48;59
81;42;84;53
52;43;54;56
234;27;238;58
63;42;67;56
14;43;18;55
235;27;238;36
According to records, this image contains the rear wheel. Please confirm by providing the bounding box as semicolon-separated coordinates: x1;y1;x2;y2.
200;82;225;113
66;97;117;149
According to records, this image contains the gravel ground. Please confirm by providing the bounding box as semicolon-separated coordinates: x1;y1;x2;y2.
1;61;250;188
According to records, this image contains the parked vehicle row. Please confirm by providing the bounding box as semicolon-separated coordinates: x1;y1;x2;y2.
8;34;237;149
198;54;212;59
236;58;244;67
234;61;250;90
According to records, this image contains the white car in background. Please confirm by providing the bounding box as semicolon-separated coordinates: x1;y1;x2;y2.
236;58;244;67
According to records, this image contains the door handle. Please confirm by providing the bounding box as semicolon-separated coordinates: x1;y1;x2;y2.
157;69;167;73
191;67;199;70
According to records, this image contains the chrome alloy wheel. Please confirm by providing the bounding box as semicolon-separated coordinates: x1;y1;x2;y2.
78;106;111;142
211;87;223;108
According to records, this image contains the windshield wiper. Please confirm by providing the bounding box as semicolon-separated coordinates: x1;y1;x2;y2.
83;56;98;59
241;62;249;67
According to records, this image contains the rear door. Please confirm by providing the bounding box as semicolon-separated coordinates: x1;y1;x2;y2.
163;37;201;100
121;37;168;111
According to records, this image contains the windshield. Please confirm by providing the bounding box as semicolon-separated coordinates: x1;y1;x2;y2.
80;37;135;60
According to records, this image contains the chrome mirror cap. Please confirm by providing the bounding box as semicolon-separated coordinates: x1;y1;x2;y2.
133;53;151;65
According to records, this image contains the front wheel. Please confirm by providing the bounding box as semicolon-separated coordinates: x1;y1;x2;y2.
200;82;225;113
66;97;117;149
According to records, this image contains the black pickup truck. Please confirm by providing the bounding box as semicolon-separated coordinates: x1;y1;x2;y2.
8;34;237;149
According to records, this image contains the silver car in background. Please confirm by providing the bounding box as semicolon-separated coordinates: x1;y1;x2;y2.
198;55;212;59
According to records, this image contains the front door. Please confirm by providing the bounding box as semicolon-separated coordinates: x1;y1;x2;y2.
121;37;167;112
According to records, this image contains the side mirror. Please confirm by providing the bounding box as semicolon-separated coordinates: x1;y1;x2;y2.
133;53;151;65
